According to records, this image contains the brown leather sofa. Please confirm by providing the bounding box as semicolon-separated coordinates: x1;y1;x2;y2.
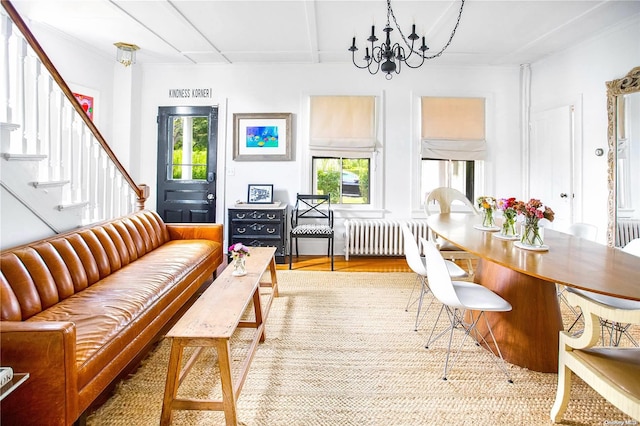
0;210;224;426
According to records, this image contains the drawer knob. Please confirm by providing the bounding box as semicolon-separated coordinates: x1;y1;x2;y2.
237;227;246;234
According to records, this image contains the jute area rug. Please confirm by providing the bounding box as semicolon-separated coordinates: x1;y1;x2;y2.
87;271;634;426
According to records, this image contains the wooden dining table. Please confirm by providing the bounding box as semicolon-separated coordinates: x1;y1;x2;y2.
426;213;640;373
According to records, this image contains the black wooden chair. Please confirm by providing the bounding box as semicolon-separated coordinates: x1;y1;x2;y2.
289;194;334;270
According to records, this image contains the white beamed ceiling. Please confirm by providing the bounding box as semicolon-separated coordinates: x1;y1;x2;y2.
8;0;640;67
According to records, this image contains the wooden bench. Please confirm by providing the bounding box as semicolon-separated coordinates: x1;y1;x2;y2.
551;290;640;423
160;247;278;425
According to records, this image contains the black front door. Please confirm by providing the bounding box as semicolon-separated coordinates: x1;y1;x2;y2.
156;106;218;222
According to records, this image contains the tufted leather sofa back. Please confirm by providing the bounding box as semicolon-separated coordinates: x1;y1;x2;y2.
0;210;170;321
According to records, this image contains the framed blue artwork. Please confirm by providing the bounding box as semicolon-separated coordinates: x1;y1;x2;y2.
233;112;293;161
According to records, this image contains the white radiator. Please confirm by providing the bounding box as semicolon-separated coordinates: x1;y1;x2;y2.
344;219;430;260
617;219;640;247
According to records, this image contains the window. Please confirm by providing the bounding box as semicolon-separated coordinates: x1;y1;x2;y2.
421;159;475;202
313;157;370;204
420;97;485;203
309;96;377;205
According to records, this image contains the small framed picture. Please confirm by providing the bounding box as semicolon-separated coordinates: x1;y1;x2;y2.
247;184;274;204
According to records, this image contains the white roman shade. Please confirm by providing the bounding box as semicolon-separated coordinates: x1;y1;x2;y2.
421;97;486;160
310;96;376;152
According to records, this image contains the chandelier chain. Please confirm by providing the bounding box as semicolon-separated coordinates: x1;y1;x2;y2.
389;0;465;59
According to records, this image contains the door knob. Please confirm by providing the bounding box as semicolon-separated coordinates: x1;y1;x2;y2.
560;193;568;198
207;193;215;200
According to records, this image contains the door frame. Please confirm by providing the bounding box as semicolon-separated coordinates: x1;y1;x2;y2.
156;105;219;222
528;96;583;228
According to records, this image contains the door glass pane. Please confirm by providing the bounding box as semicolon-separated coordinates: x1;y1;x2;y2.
168;116;209;180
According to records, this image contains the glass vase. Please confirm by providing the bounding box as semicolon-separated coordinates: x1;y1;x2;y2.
482;208;495;228
521;219;544;247
501;216;517;237
232;256;247;276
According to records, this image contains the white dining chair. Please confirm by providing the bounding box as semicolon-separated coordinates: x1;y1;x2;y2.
567;223;598;240
401;224;468;331
424;187;478;275
421;237;513;382
566;237;640;346
624;237;640;254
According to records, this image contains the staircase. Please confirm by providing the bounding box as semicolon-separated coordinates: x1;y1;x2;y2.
1;3;147;247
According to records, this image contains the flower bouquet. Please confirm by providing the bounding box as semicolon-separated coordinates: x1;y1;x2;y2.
228;242;250;276
514;198;555;247
476;196;497;228
497;197;518;237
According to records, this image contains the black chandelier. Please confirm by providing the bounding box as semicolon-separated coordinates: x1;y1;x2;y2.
349;0;465;79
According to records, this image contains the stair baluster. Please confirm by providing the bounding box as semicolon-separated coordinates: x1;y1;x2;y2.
1;3;146;241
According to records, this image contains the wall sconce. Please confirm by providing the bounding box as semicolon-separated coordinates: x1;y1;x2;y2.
114;42;139;67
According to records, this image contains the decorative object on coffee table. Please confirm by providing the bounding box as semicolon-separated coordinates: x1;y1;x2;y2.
229;242;250;276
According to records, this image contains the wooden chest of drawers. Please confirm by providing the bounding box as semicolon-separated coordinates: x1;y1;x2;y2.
228;204;287;263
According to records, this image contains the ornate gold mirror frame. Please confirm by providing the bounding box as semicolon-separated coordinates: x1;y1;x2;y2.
606;66;640;246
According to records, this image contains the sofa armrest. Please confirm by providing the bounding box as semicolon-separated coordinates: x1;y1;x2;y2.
0;321;79;425
166;223;224;244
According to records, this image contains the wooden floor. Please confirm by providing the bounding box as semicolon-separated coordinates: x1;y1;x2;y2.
219;255;412;274
218;255;475;274
278;255;413;272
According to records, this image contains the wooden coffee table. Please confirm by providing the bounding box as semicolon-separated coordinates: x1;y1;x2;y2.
160;247;278;426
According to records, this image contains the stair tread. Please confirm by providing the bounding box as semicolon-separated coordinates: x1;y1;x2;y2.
57;201;89;211
30;180;70;188
2;153;47;161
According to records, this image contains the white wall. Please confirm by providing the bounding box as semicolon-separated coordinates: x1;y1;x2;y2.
0;187;54;248
26;21;139;173
530;15;640;242
3;15;637;252
26;22;116;145
132;63;521;252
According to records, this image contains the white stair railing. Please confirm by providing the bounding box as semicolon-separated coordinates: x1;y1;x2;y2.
1;4;146;229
